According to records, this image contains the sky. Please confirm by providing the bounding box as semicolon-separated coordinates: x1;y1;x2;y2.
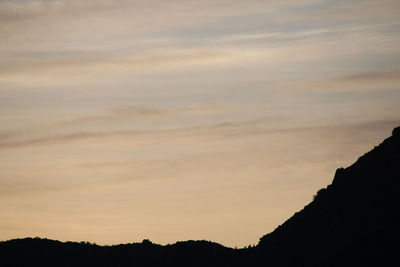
0;0;399;247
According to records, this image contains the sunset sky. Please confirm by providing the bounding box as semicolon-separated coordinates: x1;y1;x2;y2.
1;0;399;247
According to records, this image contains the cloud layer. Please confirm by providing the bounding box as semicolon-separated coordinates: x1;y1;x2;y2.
0;0;400;247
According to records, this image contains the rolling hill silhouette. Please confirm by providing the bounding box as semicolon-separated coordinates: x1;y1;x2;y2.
1;126;399;266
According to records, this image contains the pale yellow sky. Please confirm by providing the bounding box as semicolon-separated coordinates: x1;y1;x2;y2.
0;0;400;247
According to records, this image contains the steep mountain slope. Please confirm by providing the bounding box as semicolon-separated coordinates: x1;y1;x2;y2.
1;126;399;266
253;126;400;266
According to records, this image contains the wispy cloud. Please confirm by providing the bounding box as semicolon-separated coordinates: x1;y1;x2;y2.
334;70;400;83
0;104;229;147
0;50;241;86
1;114;398;150
63;104;226;125
283;70;400;91
0;0;123;21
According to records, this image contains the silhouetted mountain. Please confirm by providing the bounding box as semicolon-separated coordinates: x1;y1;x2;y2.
1;126;399;267
252;125;400;266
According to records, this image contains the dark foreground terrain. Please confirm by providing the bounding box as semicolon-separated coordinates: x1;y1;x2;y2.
1;126;399;266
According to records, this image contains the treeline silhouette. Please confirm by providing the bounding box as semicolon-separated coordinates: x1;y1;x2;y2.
0;238;239;267
1;126;399;267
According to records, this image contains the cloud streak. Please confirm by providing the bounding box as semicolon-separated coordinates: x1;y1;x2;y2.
0;104;229;145
1;115;398;150
283;70;400;91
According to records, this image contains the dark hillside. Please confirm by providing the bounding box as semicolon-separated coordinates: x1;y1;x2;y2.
0;238;237;267
254;126;400;266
